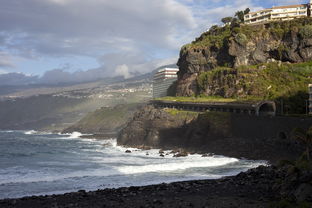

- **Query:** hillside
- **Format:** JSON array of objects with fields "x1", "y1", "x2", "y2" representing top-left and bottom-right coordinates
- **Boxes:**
[
  {"x1": 175, "y1": 18, "x2": 312, "y2": 114},
  {"x1": 62, "y1": 103, "x2": 142, "y2": 134},
  {"x1": 0, "y1": 73, "x2": 152, "y2": 131}
]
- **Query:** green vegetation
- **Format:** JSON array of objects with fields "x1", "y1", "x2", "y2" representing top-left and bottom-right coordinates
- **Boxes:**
[
  {"x1": 164, "y1": 108, "x2": 198, "y2": 117},
  {"x1": 64, "y1": 103, "x2": 140, "y2": 133},
  {"x1": 183, "y1": 17, "x2": 312, "y2": 52},
  {"x1": 221, "y1": 17, "x2": 233, "y2": 25},
  {"x1": 234, "y1": 33, "x2": 247, "y2": 45},
  {"x1": 299, "y1": 25, "x2": 312, "y2": 38},
  {"x1": 184, "y1": 25, "x2": 232, "y2": 49},
  {"x1": 177, "y1": 18, "x2": 312, "y2": 115},
  {"x1": 195, "y1": 61, "x2": 312, "y2": 114},
  {"x1": 235, "y1": 8, "x2": 250, "y2": 22},
  {"x1": 155, "y1": 96, "x2": 238, "y2": 103},
  {"x1": 159, "y1": 61, "x2": 312, "y2": 114}
]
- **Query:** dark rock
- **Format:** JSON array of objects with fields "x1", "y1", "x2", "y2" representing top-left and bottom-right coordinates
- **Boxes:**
[
  {"x1": 125, "y1": 150, "x2": 132, "y2": 153},
  {"x1": 294, "y1": 183, "x2": 312, "y2": 202},
  {"x1": 202, "y1": 153, "x2": 213, "y2": 157},
  {"x1": 174, "y1": 151, "x2": 188, "y2": 157},
  {"x1": 117, "y1": 105, "x2": 310, "y2": 164},
  {"x1": 159, "y1": 154, "x2": 165, "y2": 157}
]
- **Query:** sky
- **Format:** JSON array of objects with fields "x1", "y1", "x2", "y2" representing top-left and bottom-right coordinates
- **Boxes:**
[{"x1": 0, "y1": 0, "x2": 308, "y2": 84}]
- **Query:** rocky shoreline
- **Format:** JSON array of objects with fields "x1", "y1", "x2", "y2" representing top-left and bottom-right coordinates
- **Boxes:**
[
  {"x1": 1, "y1": 163, "x2": 311, "y2": 208},
  {"x1": 0, "y1": 166, "x2": 289, "y2": 208},
  {"x1": 118, "y1": 105, "x2": 312, "y2": 164}
]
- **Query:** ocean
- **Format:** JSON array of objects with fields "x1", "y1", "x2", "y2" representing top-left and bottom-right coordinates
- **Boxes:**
[{"x1": 0, "y1": 130, "x2": 267, "y2": 199}]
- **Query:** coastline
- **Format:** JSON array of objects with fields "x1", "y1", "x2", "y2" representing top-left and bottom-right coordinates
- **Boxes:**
[{"x1": 0, "y1": 165, "x2": 281, "y2": 208}]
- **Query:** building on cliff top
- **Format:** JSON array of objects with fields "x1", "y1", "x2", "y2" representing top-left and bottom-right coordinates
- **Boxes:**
[
  {"x1": 153, "y1": 68, "x2": 179, "y2": 98},
  {"x1": 244, "y1": 1, "x2": 312, "y2": 25}
]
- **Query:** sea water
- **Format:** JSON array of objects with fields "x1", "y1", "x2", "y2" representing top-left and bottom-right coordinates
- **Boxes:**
[{"x1": 0, "y1": 130, "x2": 267, "y2": 199}]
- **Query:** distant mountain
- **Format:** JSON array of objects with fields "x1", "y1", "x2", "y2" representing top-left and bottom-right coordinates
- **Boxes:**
[{"x1": 0, "y1": 73, "x2": 38, "y2": 86}]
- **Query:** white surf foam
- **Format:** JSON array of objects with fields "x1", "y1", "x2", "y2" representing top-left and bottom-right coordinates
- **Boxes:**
[
  {"x1": 117, "y1": 157, "x2": 239, "y2": 174},
  {"x1": 68, "y1": 132, "x2": 83, "y2": 139},
  {"x1": 24, "y1": 130, "x2": 37, "y2": 135}
]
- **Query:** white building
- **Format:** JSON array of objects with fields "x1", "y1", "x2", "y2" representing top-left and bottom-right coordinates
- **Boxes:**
[
  {"x1": 153, "y1": 68, "x2": 179, "y2": 98},
  {"x1": 244, "y1": 1, "x2": 312, "y2": 25}
]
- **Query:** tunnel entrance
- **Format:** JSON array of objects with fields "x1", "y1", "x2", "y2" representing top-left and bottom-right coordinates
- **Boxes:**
[{"x1": 257, "y1": 102, "x2": 276, "y2": 116}]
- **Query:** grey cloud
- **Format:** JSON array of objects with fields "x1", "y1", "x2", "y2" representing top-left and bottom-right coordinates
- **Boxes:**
[
  {"x1": 0, "y1": 0, "x2": 271, "y2": 85},
  {"x1": 0, "y1": 0, "x2": 195, "y2": 57},
  {"x1": 37, "y1": 55, "x2": 178, "y2": 84},
  {"x1": 0, "y1": 52, "x2": 15, "y2": 68}
]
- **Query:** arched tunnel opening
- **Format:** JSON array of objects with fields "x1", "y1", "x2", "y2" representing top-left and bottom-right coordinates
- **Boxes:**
[{"x1": 257, "y1": 102, "x2": 276, "y2": 116}]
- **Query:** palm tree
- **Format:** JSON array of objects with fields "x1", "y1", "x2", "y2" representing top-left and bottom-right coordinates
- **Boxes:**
[{"x1": 292, "y1": 127, "x2": 312, "y2": 161}]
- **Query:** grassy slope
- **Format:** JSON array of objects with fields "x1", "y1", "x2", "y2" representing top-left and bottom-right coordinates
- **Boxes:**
[
  {"x1": 156, "y1": 96, "x2": 238, "y2": 103},
  {"x1": 63, "y1": 103, "x2": 141, "y2": 133}
]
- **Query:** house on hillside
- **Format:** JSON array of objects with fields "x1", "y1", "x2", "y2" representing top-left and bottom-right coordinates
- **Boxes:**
[{"x1": 244, "y1": 1, "x2": 312, "y2": 25}]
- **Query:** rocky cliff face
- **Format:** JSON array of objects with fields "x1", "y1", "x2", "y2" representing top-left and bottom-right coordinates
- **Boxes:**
[
  {"x1": 117, "y1": 105, "x2": 197, "y2": 147},
  {"x1": 118, "y1": 105, "x2": 312, "y2": 163},
  {"x1": 176, "y1": 18, "x2": 312, "y2": 96}
]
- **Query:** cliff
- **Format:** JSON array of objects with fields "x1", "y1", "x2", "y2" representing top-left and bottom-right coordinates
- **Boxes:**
[
  {"x1": 176, "y1": 18, "x2": 312, "y2": 102},
  {"x1": 118, "y1": 105, "x2": 312, "y2": 163}
]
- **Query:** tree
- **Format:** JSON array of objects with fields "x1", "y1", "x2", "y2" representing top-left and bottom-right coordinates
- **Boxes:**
[
  {"x1": 244, "y1": 8, "x2": 250, "y2": 15},
  {"x1": 235, "y1": 10, "x2": 245, "y2": 22},
  {"x1": 231, "y1": 18, "x2": 240, "y2": 28},
  {"x1": 221, "y1": 17, "x2": 233, "y2": 25},
  {"x1": 292, "y1": 127, "x2": 312, "y2": 161},
  {"x1": 209, "y1": 25, "x2": 219, "y2": 32},
  {"x1": 235, "y1": 8, "x2": 250, "y2": 22}
]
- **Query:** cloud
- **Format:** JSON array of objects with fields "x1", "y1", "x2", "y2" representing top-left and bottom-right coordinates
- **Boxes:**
[
  {"x1": 0, "y1": 51, "x2": 15, "y2": 68},
  {"x1": 0, "y1": 0, "x2": 291, "y2": 84},
  {"x1": 0, "y1": 0, "x2": 195, "y2": 57},
  {"x1": 37, "y1": 55, "x2": 178, "y2": 84},
  {"x1": 114, "y1": 64, "x2": 131, "y2": 79}
]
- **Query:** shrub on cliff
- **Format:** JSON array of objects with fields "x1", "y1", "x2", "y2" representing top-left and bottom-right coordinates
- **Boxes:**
[
  {"x1": 299, "y1": 25, "x2": 312, "y2": 39},
  {"x1": 195, "y1": 62, "x2": 312, "y2": 114},
  {"x1": 234, "y1": 33, "x2": 247, "y2": 45}
]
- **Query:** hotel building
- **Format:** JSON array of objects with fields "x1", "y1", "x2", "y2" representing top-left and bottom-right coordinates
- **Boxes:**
[
  {"x1": 153, "y1": 68, "x2": 179, "y2": 98},
  {"x1": 244, "y1": 1, "x2": 312, "y2": 25}
]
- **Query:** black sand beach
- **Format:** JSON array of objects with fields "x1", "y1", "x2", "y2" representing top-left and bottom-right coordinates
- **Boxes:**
[{"x1": 0, "y1": 165, "x2": 287, "y2": 208}]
